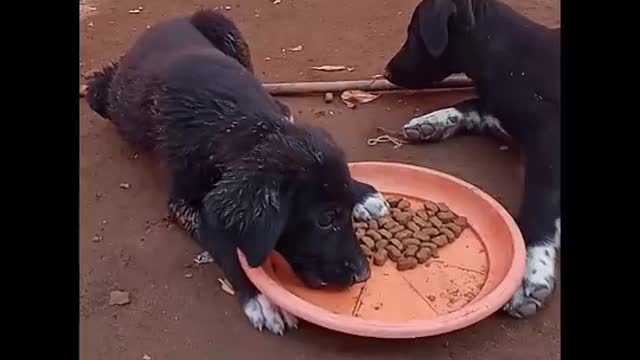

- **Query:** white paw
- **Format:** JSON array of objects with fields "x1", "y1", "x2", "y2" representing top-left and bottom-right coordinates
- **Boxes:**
[
  {"x1": 243, "y1": 294, "x2": 298, "y2": 335},
  {"x1": 503, "y1": 244, "x2": 557, "y2": 318},
  {"x1": 402, "y1": 108, "x2": 464, "y2": 141},
  {"x1": 353, "y1": 193, "x2": 390, "y2": 221}
]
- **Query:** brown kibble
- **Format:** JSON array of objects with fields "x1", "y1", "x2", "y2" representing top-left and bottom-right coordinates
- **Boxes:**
[
  {"x1": 404, "y1": 244, "x2": 419, "y2": 257},
  {"x1": 444, "y1": 223, "x2": 463, "y2": 236},
  {"x1": 383, "y1": 221, "x2": 399, "y2": 230},
  {"x1": 412, "y1": 216, "x2": 429, "y2": 228},
  {"x1": 406, "y1": 221, "x2": 420, "y2": 233},
  {"x1": 454, "y1": 216, "x2": 468, "y2": 227},
  {"x1": 389, "y1": 225, "x2": 405, "y2": 234},
  {"x1": 365, "y1": 230, "x2": 383, "y2": 241},
  {"x1": 437, "y1": 211, "x2": 457, "y2": 222},
  {"x1": 389, "y1": 238, "x2": 404, "y2": 251},
  {"x1": 378, "y1": 217, "x2": 392, "y2": 228},
  {"x1": 440, "y1": 228, "x2": 456, "y2": 241},
  {"x1": 416, "y1": 210, "x2": 430, "y2": 221},
  {"x1": 355, "y1": 228, "x2": 366, "y2": 239},
  {"x1": 393, "y1": 212, "x2": 413, "y2": 225},
  {"x1": 413, "y1": 231, "x2": 430, "y2": 242},
  {"x1": 373, "y1": 249, "x2": 388, "y2": 266},
  {"x1": 397, "y1": 200, "x2": 411, "y2": 210},
  {"x1": 402, "y1": 238, "x2": 421, "y2": 247},
  {"x1": 360, "y1": 236, "x2": 375, "y2": 249},
  {"x1": 429, "y1": 216, "x2": 444, "y2": 228},
  {"x1": 391, "y1": 208, "x2": 403, "y2": 216},
  {"x1": 386, "y1": 245, "x2": 403, "y2": 261},
  {"x1": 360, "y1": 245, "x2": 373, "y2": 257},
  {"x1": 416, "y1": 248, "x2": 432, "y2": 263},
  {"x1": 416, "y1": 227, "x2": 439, "y2": 238},
  {"x1": 386, "y1": 196, "x2": 402, "y2": 207},
  {"x1": 397, "y1": 257, "x2": 418, "y2": 271},
  {"x1": 375, "y1": 240, "x2": 389, "y2": 250},
  {"x1": 421, "y1": 242, "x2": 439, "y2": 251},
  {"x1": 395, "y1": 229, "x2": 413, "y2": 240},
  {"x1": 436, "y1": 202, "x2": 450, "y2": 212},
  {"x1": 368, "y1": 220, "x2": 379, "y2": 231},
  {"x1": 378, "y1": 229, "x2": 393, "y2": 240},
  {"x1": 432, "y1": 234, "x2": 448, "y2": 247},
  {"x1": 423, "y1": 200, "x2": 439, "y2": 213},
  {"x1": 354, "y1": 222, "x2": 368, "y2": 229}
]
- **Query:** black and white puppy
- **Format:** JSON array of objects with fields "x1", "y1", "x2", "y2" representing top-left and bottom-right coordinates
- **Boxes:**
[
  {"x1": 384, "y1": 0, "x2": 560, "y2": 318},
  {"x1": 85, "y1": 10, "x2": 390, "y2": 334}
]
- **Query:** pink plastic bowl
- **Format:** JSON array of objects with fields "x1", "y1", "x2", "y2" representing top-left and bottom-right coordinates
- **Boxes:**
[{"x1": 239, "y1": 162, "x2": 526, "y2": 338}]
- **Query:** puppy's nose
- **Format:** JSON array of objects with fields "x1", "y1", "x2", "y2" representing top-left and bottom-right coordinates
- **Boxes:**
[{"x1": 351, "y1": 264, "x2": 371, "y2": 284}]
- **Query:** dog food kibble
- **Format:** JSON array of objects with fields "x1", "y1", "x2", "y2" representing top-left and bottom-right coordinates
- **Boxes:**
[
  {"x1": 416, "y1": 248, "x2": 432, "y2": 263},
  {"x1": 437, "y1": 211, "x2": 457, "y2": 222},
  {"x1": 429, "y1": 216, "x2": 444, "y2": 228},
  {"x1": 397, "y1": 200, "x2": 411, "y2": 210},
  {"x1": 361, "y1": 245, "x2": 374, "y2": 257},
  {"x1": 373, "y1": 249, "x2": 388, "y2": 266},
  {"x1": 375, "y1": 240, "x2": 389, "y2": 250},
  {"x1": 397, "y1": 257, "x2": 418, "y2": 271},
  {"x1": 396, "y1": 229, "x2": 413, "y2": 240},
  {"x1": 378, "y1": 228, "x2": 393, "y2": 240},
  {"x1": 355, "y1": 195, "x2": 469, "y2": 271},
  {"x1": 454, "y1": 216, "x2": 468, "y2": 227},
  {"x1": 404, "y1": 244, "x2": 419, "y2": 257},
  {"x1": 386, "y1": 245, "x2": 403, "y2": 261},
  {"x1": 368, "y1": 220, "x2": 379, "y2": 230},
  {"x1": 402, "y1": 238, "x2": 421, "y2": 247},
  {"x1": 389, "y1": 238, "x2": 405, "y2": 251},
  {"x1": 365, "y1": 230, "x2": 383, "y2": 241},
  {"x1": 440, "y1": 228, "x2": 456, "y2": 241},
  {"x1": 361, "y1": 236, "x2": 375, "y2": 249},
  {"x1": 432, "y1": 234, "x2": 449, "y2": 247},
  {"x1": 406, "y1": 221, "x2": 421, "y2": 233}
]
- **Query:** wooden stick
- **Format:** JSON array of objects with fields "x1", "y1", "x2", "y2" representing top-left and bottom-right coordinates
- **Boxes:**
[{"x1": 262, "y1": 74, "x2": 473, "y2": 96}]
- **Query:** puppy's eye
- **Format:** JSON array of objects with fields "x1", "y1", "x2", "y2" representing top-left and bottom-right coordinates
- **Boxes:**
[{"x1": 318, "y1": 210, "x2": 337, "y2": 228}]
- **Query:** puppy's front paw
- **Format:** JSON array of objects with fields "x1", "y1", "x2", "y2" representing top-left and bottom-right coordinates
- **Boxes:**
[
  {"x1": 503, "y1": 245, "x2": 557, "y2": 318},
  {"x1": 353, "y1": 192, "x2": 390, "y2": 221},
  {"x1": 243, "y1": 294, "x2": 298, "y2": 335},
  {"x1": 402, "y1": 108, "x2": 464, "y2": 142}
]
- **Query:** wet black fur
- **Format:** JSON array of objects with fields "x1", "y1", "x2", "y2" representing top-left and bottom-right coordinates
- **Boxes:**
[
  {"x1": 385, "y1": 0, "x2": 560, "y2": 249},
  {"x1": 85, "y1": 10, "x2": 374, "y2": 308}
]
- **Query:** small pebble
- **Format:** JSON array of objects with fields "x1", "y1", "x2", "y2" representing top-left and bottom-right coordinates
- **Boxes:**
[
  {"x1": 109, "y1": 291, "x2": 130, "y2": 306},
  {"x1": 184, "y1": 273, "x2": 193, "y2": 278},
  {"x1": 323, "y1": 92, "x2": 334, "y2": 103},
  {"x1": 119, "y1": 183, "x2": 131, "y2": 189}
]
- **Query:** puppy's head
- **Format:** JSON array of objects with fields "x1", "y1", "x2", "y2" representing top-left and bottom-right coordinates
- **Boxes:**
[
  {"x1": 384, "y1": 0, "x2": 475, "y2": 89},
  {"x1": 203, "y1": 125, "x2": 370, "y2": 289}
]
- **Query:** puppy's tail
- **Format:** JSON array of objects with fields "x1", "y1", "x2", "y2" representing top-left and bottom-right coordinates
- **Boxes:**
[
  {"x1": 189, "y1": 9, "x2": 254, "y2": 72},
  {"x1": 85, "y1": 60, "x2": 119, "y2": 119}
]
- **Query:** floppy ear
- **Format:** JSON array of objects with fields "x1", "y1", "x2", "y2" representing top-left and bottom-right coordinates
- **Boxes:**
[
  {"x1": 454, "y1": 0, "x2": 476, "y2": 30},
  {"x1": 202, "y1": 170, "x2": 293, "y2": 267},
  {"x1": 418, "y1": 0, "x2": 456, "y2": 57}
]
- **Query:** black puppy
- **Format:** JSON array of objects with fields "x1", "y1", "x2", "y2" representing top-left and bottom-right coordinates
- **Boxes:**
[
  {"x1": 384, "y1": 0, "x2": 560, "y2": 318},
  {"x1": 85, "y1": 10, "x2": 390, "y2": 334}
]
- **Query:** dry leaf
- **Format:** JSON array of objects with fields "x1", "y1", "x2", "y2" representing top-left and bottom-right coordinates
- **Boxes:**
[
  {"x1": 119, "y1": 183, "x2": 131, "y2": 189},
  {"x1": 224, "y1": 5, "x2": 232, "y2": 10},
  {"x1": 273, "y1": 0, "x2": 282, "y2": 4},
  {"x1": 218, "y1": 278, "x2": 235, "y2": 295},
  {"x1": 288, "y1": 45, "x2": 303, "y2": 52},
  {"x1": 194, "y1": 251, "x2": 214, "y2": 264},
  {"x1": 128, "y1": 10, "x2": 141, "y2": 14},
  {"x1": 80, "y1": 84, "x2": 88, "y2": 98},
  {"x1": 311, "y1": 65, "x2": 348, "y2": 72},
  {"x1": 340, "y1": 90, "x2": 381, "y2": 108},
  {"x1": 143, "y1": 355, "x2": 151, "y2": 360},
  {"x1": 109, "y1": 291, "x2": 130, "y2": 306}
]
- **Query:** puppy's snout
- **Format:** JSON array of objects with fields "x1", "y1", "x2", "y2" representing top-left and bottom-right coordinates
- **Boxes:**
[{"x1": 348, "y1": 260, "x2": 371, "y2": 284}]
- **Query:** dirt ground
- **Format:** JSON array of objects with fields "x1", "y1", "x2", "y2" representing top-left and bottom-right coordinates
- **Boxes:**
[{"x1": 79, "y1": 1, "x2": 561, "y2": 359}]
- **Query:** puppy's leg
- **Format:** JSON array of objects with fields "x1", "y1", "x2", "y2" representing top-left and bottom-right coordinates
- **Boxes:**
[
  {"x1": 503, "y1": 139, "x2": 560, "y2": 318},
  {"x1": 351, "y1": 179, "x2": 390, "y2": 221},
  {"x1": 197, "y1": 212, "x2": 298, "y2": 335},
  {"x1": 402, "y1": 98, "x2": 510, "y2": 142}
]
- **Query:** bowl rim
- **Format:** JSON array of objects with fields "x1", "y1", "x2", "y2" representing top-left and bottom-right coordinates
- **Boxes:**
[{"x1": 239, "y1": 161, "x2": 526, "y2": 338}]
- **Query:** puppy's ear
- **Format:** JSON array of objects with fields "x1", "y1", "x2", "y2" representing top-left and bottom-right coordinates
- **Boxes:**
[
  {"x1": 203, "y1": 170, "x2": 293, "y2": 267},
  {"x1": 454, "y1": 0, "x2": 476, "y2": 30},
  {"x1": 418, "y1": 0, "x2": 456, "y2": 57}
]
